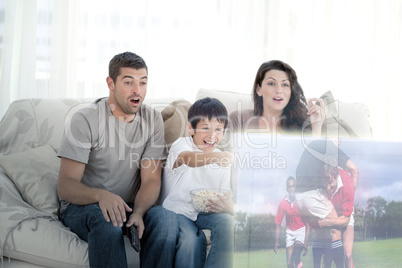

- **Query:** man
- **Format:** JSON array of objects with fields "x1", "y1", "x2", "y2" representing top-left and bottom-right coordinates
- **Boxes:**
[
  {"x1": 295, "y1": 138, "x2": 358, "y2": 267},
  {"x1": 318, "y1": 168, "x2": 355, "y2": 268},
  {"x1": 274, "y1": 177, "x2": 310, "y2": 268},
  {"x1": 57, "y1": 52, "x2": 178, "y2": 267}
]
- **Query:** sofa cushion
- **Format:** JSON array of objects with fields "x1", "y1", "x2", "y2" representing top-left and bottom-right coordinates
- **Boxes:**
[
  {"x1": 195, "y1": 88, "x2": 253, "y2": 115},
  {"x1": 320, "y1": 91, "x2": 372, "y2": 139},
  {"x1": 0, "y1": 99, "x2": 95, "y2": 156},
  {"x1": 0, "y1": 167, "x2": 139, "y2": 267},
  {"x1": 0, "y1": 165, "x2": 88, "y2": 268},
  {"x1": 161, "y1": 99, "x2": 191, "y2": 149},
  {"x1": 0, "y1": 145, "x2": 60, "y2": 215}
]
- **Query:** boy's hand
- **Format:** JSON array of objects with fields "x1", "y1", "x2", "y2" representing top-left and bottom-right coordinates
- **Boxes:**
[
  {"x1": 207, "y1": 192, "x2": 234, "y2": 214},
  {"x1": 217, "y1": 151, "x2": 234, "y2": 167}
]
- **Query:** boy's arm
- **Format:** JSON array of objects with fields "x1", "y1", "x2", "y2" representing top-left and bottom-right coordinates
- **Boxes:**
[
  {"x1": 173, "y1": 150, "x2": 234, "y2": 169},
  {"x1": 206, "y1": 192, "x2": 234, "y2": 215}
]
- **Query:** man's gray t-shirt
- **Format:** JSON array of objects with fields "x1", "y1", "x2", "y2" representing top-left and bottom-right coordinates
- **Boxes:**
[{"x1": 58, "y1": 98, "x2": 167, "y2": 212}]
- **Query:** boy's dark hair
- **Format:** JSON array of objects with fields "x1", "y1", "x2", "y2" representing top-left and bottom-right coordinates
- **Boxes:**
[
  {"x1": 109, "y1": 52, "x2": 148, "y2": 83},
  {"x1": 188, "y1": 97, "x2": 229, "y2": 130}
]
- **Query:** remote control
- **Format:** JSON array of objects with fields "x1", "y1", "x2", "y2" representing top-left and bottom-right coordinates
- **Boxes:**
[{"x1": 128, "y1": 225, "x2": 141, "y2": 252}]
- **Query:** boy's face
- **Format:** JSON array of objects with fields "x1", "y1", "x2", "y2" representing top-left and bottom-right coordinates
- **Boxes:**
[{"x1": 188, "y1": 117, "x2": 225, "y2": 153}]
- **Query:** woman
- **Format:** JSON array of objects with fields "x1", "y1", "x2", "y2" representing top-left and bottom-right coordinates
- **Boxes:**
[{"x1": 230, "y1": 60, "x2": 325, "y2": 136}]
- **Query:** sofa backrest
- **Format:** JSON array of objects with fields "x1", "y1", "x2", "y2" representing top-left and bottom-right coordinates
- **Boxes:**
[
  {"x1": 0, "y1": 98, "x2": 95, "y2": 155},
  {"x1": 0, "y1": 89, "x2": 372, "y2": 157}
]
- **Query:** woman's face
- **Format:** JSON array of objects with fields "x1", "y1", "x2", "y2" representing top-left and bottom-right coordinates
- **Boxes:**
[{"x1": 256, "y1": 70, "x2": 291, "y2": 115}]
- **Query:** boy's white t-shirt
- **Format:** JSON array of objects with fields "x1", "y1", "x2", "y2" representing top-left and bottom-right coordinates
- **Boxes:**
[{"x1": 161, "y1": 137, "x2": 231, "y2": 221}]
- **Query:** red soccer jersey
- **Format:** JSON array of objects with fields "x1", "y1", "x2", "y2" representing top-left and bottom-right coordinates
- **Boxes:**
[
  {"x1": 275, "y1": 196, "x2": 305, "y2": 231},
  {"x1": 330, "y1": 169, "x2": 355, "y2": 217}
]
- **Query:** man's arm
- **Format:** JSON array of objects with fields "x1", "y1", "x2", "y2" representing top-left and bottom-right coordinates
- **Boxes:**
[
  {"x1": 274, "y1": 224, "x2": 281, "y2": 254},
  {"x1": 318, "y1": 215, "x2": 350, "y2": 228},
  {"x1": 274, "y1": 200, "x2": 285, "y2": 254},
  {"x1": 303, "y1": 222, "x2": 310, "y2": 256},
  {"x1": 173, "y1": 150, "x2": 234, "y2": 169},
  {"x1": 345, "y1": 159, "x2": 359, "y2": 191},
  {"x1": 57, "y1": 157, "x2": 132, "y2": 227},
  {"x1": 126, "y1": 159, "x2": 162, "y2": 238}
]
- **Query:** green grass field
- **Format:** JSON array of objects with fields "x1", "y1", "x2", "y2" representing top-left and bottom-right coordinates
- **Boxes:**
[{"x1": 234, "y1": 238, "x2": 402, "y2": 267}]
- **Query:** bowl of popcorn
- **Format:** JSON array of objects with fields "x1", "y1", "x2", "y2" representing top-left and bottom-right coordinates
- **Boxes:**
[{"x1": 190, "y1": 188, "x2": 231, "y2": 213}]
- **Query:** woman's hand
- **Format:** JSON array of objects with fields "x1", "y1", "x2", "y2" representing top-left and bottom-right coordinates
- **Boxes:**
[
  {"x1": 207, "y1": 192, "x2": 234, "y2": 215},
  {"x1": 307, "y1": 98, "x2": 326, "y2": 136}
]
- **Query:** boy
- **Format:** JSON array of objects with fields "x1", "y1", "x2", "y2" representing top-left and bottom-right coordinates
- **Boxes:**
[{"x1": 161, "y1": 97, "x2": 234, "y2": 268}]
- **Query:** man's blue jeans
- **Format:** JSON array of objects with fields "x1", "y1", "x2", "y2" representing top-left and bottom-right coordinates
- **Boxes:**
[
  {"x1": 176, "y1": 213, "x2": 234, "y2": 268},
  {"x1": 60, "y1": 204, "x2": 178, "y2": 267}
]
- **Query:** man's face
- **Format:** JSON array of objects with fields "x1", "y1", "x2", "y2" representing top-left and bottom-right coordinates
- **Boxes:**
[
  {"x1": 188, "y1": 117, "x2": 225, "y2": 153},
  {"x1": 107, "y1": 67, "x2": 148, "y2": 121},
  {"x1": 287, "y1": 179, "x2": 296, "y2": 198},
  {"x1": 326, "y1": 176, "x2": 337, "y2": 196}
]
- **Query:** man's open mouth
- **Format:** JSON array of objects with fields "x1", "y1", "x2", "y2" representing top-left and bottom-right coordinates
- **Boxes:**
[{"x1": 130, "y1": 98, "x2": 140, "y2": 104}]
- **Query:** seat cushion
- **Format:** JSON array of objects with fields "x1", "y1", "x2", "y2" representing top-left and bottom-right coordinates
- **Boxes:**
[{"x1": 0, "y1": 145, "x2": 60, "y2": 216}]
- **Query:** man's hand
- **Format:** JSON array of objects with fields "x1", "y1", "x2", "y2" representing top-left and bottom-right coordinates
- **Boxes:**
[
  {"x1": 303, "y1": 245, "x2": 309, "y2": 256},
  {"x1": 274, "y1": 242, "x2": 280, "y2": 254},
  {"x1": 126, "y1": 213, "x2": 145, "y2": 239},
  {"x1": 98, "y1": 190, "x2": 132, "y2": 227},
  {"x1": 318, "y1": 218, "x2": 329, "y2": 228},
  {"x1": 207, "y1": 192, "x2": 234, "y2": 214}
]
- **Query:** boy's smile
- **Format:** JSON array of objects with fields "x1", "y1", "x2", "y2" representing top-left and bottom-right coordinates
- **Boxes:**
[{"x1": 188, "y1": 117, "x2": 225, "y2": 153}]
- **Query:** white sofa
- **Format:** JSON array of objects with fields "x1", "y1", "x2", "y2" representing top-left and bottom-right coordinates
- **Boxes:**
[{"x1": 0, "y1": 89, "x2": 371, "y2": 267}]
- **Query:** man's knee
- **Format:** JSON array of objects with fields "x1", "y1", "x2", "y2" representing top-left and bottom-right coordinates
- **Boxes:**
[
  {"x1": 145, "y1": 206, "x2": 177, "y2": 226},
  {"x1": 143, "y1": 206, "x2": 178, "y2": 242},
  {"x1": 344, "y1": 249, "x2": 353, "y2": 260},
  {"x1": 294, "y1": 240, "x2": 304, "y2": 248}
]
